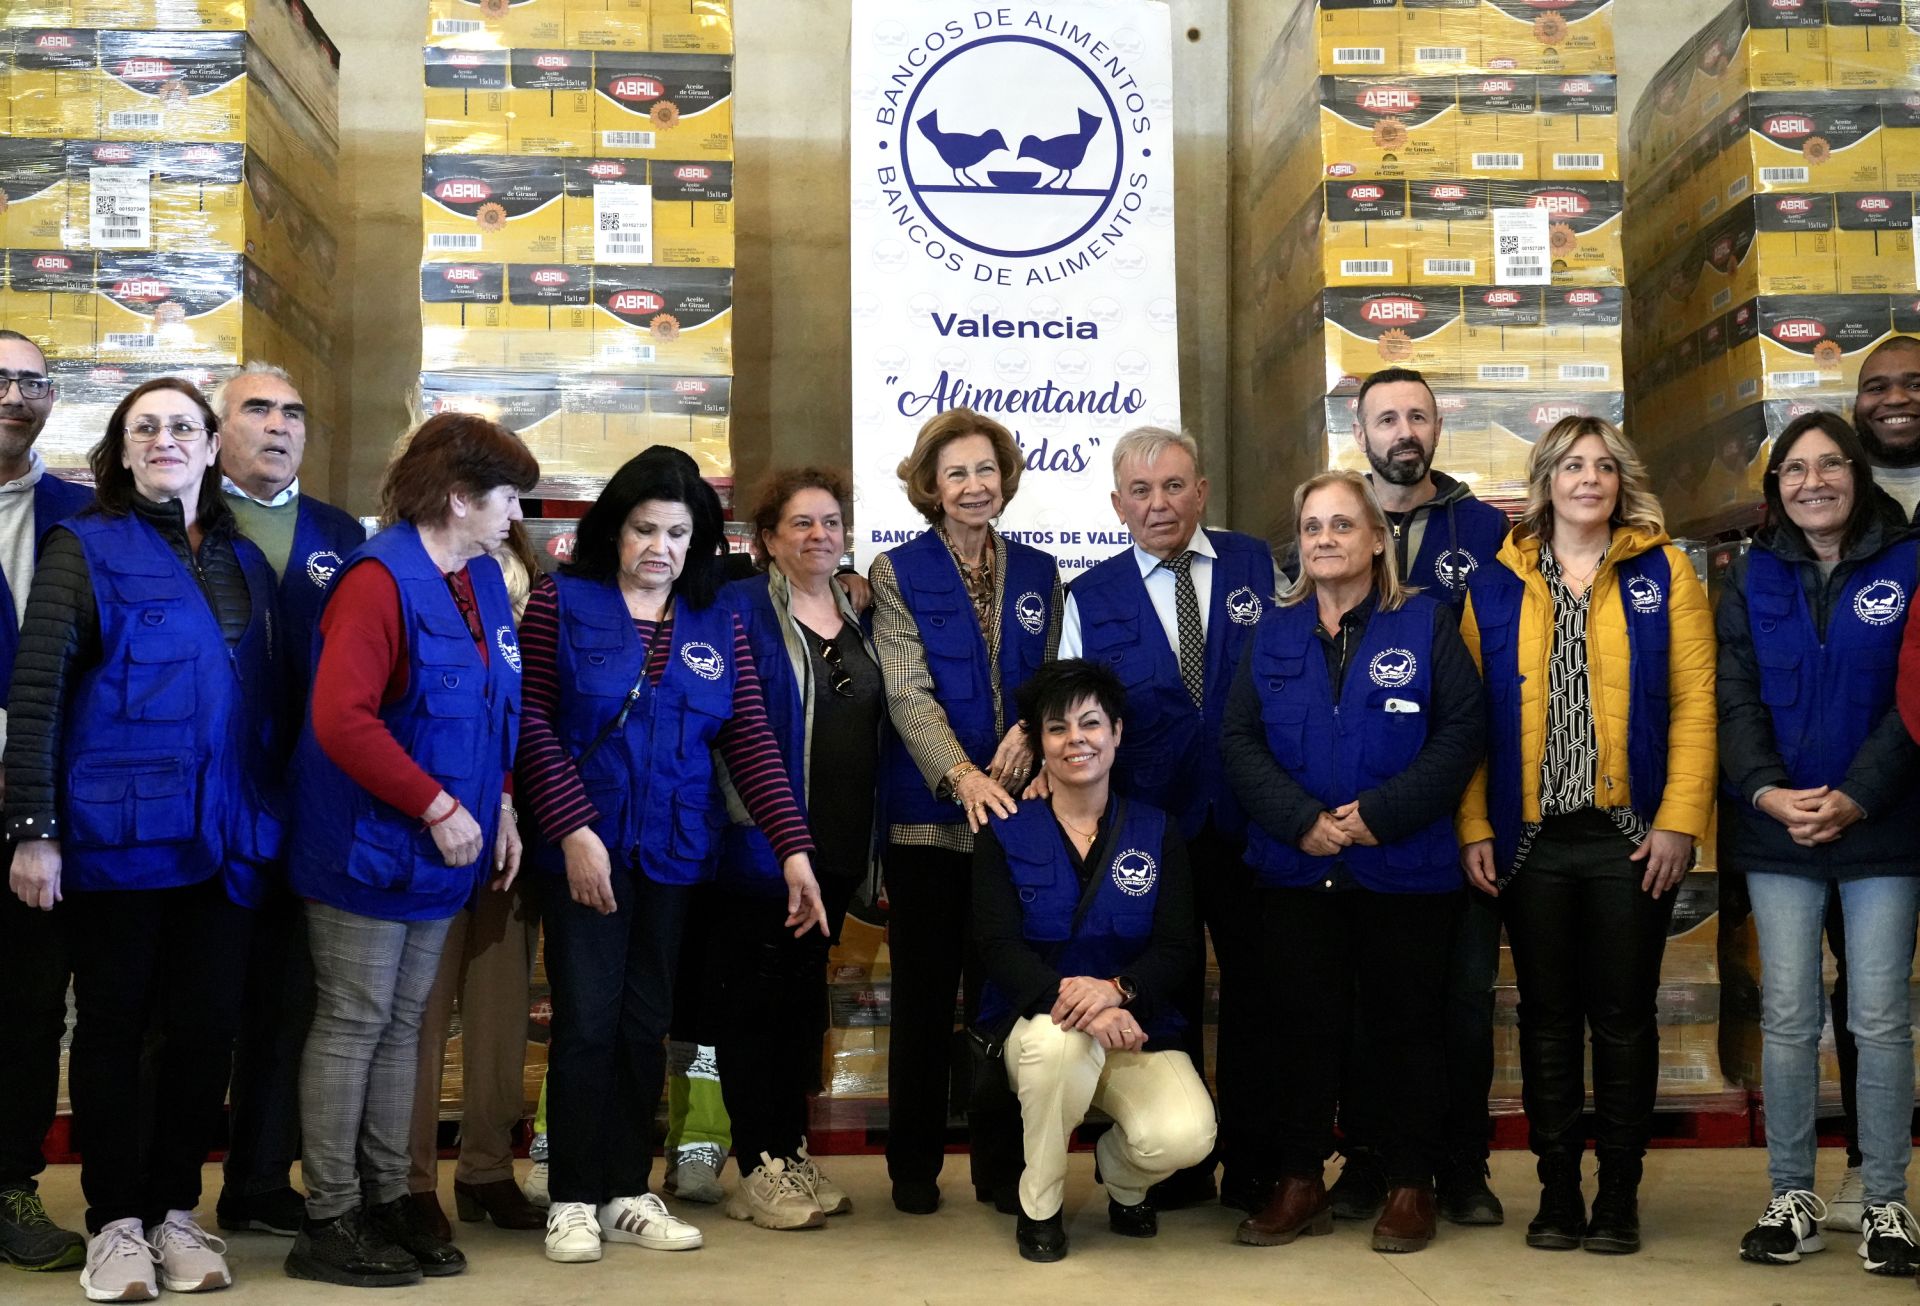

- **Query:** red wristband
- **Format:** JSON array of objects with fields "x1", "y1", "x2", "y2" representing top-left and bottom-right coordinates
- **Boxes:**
[{"x1": 423, "y1": 801, "x2": 461, "y2": 829}]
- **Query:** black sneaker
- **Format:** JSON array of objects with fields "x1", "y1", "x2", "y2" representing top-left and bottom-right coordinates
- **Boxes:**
[
  {"x1": 1436, "y1": 1157, "x2": 1505, "y2": 1227},
  {"x1": 284, "y1": 1210, "x2": 422, "y2": 1287},
  {"x1": 0, "y1": 1186, "x2": 85, "y2": 1271},
  {"x1": 1739, "y1": 1191, "x2": 1826, "y2": 1265},
  {"x1": 1860, "y1": 1202, "x2": 1920, "y2": 1276},
  {"x1": 366, "y1": 1196, "x2": 466, "y2": 1277},
  {"x1": 1525, "y1": 1182, "x2": 1586, "y2": 1251},
  {"x1": 1108, "y1": 1197, "x2": 1158, "y2": 1238},
  {"x1": 1328, "y1": 1151, "x2": 1388, "y2": 1221},
  {"x1": 215, "y1": 1185, "x2": 307, "y2": 1237}
]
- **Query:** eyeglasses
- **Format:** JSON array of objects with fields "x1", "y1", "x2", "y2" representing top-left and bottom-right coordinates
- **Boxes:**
[
  {"x1": 817, "y1": 636, "x2": 853, "y2": 698},
  {"x1": 1772, "y1": 454, "x2": 1852, "y2": 487},
  {"x1": 0, "y1": 372, "x2": 52, "y2": 401},
  {"x1": 125, "y1": 419, "x2": 209, "y2": 444}
]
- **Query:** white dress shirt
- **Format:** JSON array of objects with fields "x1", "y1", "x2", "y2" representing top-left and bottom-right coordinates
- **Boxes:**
[{"x1": 1059, "y1": 529, "x2": 1217, "y2": 660}]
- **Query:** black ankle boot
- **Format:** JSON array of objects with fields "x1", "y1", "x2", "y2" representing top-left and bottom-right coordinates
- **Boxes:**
[
  {"x1": 1583, "y1": 1156, "x2": 1641, "y2": 1255},
  {"x1": 1525, "y1": 1156, "x2": 1586, "y2": 1251},
  {"x1": 366, "y1": 1196, "x2": 467, "y2": 1276},
  {"x1": 284, "y1": 1210, "x2": 421, "y2": 1287}
]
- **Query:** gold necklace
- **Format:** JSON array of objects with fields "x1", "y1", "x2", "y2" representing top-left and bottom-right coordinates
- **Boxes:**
[{"x1": 1054, "y1": 807, "x2": 1099, "y2": 844}]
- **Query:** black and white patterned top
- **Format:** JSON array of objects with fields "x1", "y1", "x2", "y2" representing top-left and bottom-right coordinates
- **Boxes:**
[{"x1": 1511, "y1": 544, "x2": 1649, "y2": 871}]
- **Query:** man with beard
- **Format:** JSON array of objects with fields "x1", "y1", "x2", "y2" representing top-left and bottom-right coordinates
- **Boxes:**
[
  {"x1": 1328, "y1": 367, "x2": 1510, "y2": 1230},
  {"x1": 1854, "y1": 337, "x2": 1920, "y2": 519},
  {"x1": 212, "y1": 363, "x2": 366, "y2": 1239},
  {"x1": 0, "y1": 330, "x2": 93, "y2": 1270}
]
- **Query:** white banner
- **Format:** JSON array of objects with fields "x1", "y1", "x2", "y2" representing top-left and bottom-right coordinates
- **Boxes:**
[{"x1": 849, "y1": 0, "x2": 1181, "y2": 574}]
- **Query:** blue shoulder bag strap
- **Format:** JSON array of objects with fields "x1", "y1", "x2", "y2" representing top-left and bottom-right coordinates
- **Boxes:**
[{"x1": 1618, "y1": 548, "x2": 1674, "y2": 824}]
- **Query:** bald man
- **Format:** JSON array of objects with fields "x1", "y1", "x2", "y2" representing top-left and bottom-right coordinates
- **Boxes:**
[{"x1": 1855, "y1": 336, "x2": 1920, "y2": 520}]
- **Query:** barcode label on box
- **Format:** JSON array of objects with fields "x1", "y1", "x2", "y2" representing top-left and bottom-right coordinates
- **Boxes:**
[
  {"x1": 1493, "y1": 206, "x2": 1551, "y2": 285},
  {"x1": 1332, "y1": 46, "x2": 1386, "y2": 64},
  {"x1": 1559, "y1": 363, "x2": 1611, "y2": 381},
  {"x1": 433, "y1": 19, "x2": 483, "y2": 34},
  {"x1": 1727, "y1": 177, "x2": 1751, "y2": 200},
  {"x1": 594, "y1": 183, "x2": 654, "y2": 264},
  {"x1": 1760, "y1": 167, "x2": 1809, "y2": 185},
  {"x1": 602, "y1": 344, "x2": 659, "y2": 364},
  {"x1": 1415, "y1": 46, "x2": 1466, "y2": 62},
  {"x1": 1473, "y1": 152, "x2": 1525, "y2": 171},
  {"x1": 1662, "y1": 1066, "x2": 1712, "y2": 1082},
  {"x1": 108, "y1": 111, "x2": 164, "y2": 131},
  {"x1": 602, "y1": 131, "x2": 657, "y2": 150},
  {"x1": 1479, "y1": 364, "x2": 1531, "y2": 381},
  {"x1": 1424, "y1": 258, "x2": 1475, "y2": 275},
  {"x1": 104, "y1": 333, "x2": 158, "y2": 350},
  {"x1": 1340, "y1": 258, "x2": 1394, "y2": 277},
  {"x1": 1769, "y1": 370, "x2": 1820, "y2": 388},
  {"x1": 1712, "y1": 288, "x2": 1732, "y2": 311},
  {"x1": 429, "y1": 233, "x2": 483, "y2": 251},
  {"x1": 1553, "y1": 153, "x2": 1604, "y2": 171},
  {"x1": 1737, "y1": 378, "x2": 1760, "y2": 401},
  {"x1": 89, "y1": 167, "x2": 151, "y2": 250}
]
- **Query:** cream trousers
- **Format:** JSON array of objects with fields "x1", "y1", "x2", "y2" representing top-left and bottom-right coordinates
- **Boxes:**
[{"x1": 1003, "y1": 1014, "x2": 1216, "y2": 1220}]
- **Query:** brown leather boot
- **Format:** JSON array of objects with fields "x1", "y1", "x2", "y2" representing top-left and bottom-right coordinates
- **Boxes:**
[
  {"x1": 407, "y1": 1191, "x2": 452, "y2": 1243},
  {"x1": 1235, "y1": 1176, "x2": 1333, "y2": 1246},
  {"x1": 1371, "y1": 1184, "x2": 1438, "y2": 1253},
  {"x1": 454, "y1": 1178, "x2": 546, "y2": 1230}
]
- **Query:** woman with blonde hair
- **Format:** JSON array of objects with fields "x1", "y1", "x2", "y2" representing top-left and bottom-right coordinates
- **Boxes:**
[
  {"x1": 1225, "y1": 471, "x2": 1484, "y2": 1255},
  {"x1": 869, "y1": 407, "x2": 1062, "y2": 1213},
  {"x1": 1457, "y1": 417, "x2": 1716, "y2": 1256}
]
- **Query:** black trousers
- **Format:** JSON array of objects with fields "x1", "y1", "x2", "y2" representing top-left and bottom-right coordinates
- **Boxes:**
[
  {"x1": 1824, "y1": 883, "x2": 1864, "y2": 1169},
  {"x1": 1188, "y1": 825, "x2": 1255, "y2": 1180},
  {"x1": 1253, "y1": 882, "x2": 1460, "y2": 1186},
  {"x1": 65, "y1": 876, "x2": 253, "y2": 1232},
  {"x1": 883, "y1": 842, "x2": 995, "y2": 1188},
  {"x1": 715, "y1": 873, "x2": 859, "y2": 1167},
  {"x1": 542, "y1": 864, "x2": 692, "y2": 1205},
  {"x1": 222, "y1": 878, "x2": 313, "y2": 1198},
  {"x1": 1502, "y1": 811, "x2": 1677, "y2": 1168},
  {"x1": 0, "y1": 849, "x2": 70, "y2": 1194}
]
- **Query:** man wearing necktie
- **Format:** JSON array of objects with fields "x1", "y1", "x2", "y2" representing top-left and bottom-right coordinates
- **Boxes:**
[{"x1": 1059, "y1": 427, "x2": 1277, "y2": 1213}]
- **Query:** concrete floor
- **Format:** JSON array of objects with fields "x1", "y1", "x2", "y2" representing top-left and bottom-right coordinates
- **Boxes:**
[{"x1": 7, "y1": 1151, "x2": 1890, "y2": 1304}]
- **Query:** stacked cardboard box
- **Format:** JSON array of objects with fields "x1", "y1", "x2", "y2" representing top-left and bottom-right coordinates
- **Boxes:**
[
  {"x1": 1245, "y1": 0, "x2": 1627, "y2": 513},
  {"x1": 1625, "y1": 0, "x2": 1920, "y2": 533},
  {"x1": 0, "y1": 2, "x2": 341, "y2": 471},
  {"x1": 411, "y1": 0, "x2": 734, "y2": 498}
]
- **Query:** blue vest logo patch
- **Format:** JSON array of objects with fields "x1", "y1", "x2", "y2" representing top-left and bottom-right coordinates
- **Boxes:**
[
  {"x1": 1111, "y1": 847, "x2": 1157, "y2": 897},
  {"x1": 681, "y1": 640, "x2": 726, "y2": 681},
  {"x1": 1434, "y1": 548, "x2": 1478, "y2": 589},
  {"x1": 1855, "y1": 578, "x2": 1907, "y2": 626},
  {"x1": 305, "y1": 550, "x2": 342, "y2": 589},
  {"x1": 1015, "y1": 590, "x2": 1046, "y2": 634},
  {"x1": 1226, "y1": 585, "x2": 1263, "y2": 625},
  {"x1": 495, "y1": 625, "x2": 522, "y2": 672},
  {"x1": 1368, "y1": 647, "x2": 1418, "y2": 689},
  {"x1": 1625, "y1": 575, "x2": 1664, "y2": 614}
]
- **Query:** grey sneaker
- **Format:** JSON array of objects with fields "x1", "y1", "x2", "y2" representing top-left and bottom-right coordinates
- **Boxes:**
[
  {"x1": 664, "y1": 1144, "x2": 726, "y2": 1205},
  {"x1": 0, "y1": 1186, "x2": 86, "y2": 1270},
  {"x1": 1825, "y1": 1167, "x2": 1865, "y2": 1233},
  {"x1": 79, "y1": 1218, "x2": 159, "y2": 1302},
  {"x1": 792, "y1": 1141, "x2": 852, "y2": 1216},
  {"x1": 149, "y1": 1211, "x2": 230, "y2": 1293},
  {"x1": 522, "y1": 1161, "x2": 551, "y2": 1210}
]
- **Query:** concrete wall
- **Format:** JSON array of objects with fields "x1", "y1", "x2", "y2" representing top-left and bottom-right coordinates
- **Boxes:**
[{"x1": 303, "y1": 0, "x2": 1725, "y2": 520}]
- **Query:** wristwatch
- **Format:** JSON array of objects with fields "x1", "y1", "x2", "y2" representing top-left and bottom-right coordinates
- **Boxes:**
[{"x1": 1110, "y1": 975, "x2": 1138, "y2": 1007}]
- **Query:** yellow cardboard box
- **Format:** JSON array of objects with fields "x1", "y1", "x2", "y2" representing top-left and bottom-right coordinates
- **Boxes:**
[
  {"x1": 1750, "y1": 192, "x2": 1838, "y2": 294},
  {"x1": 648, "y1": 159, "x2": 733, "y2": 267},
  {"x1": 1757, "y1": 293, "x2": 1891, "y2": 392},
  {"x1": 645, "y1": 0, "x2": 732, "y2": 54},
  {"x1": 1488, "y1": 179, "x2": 1624, "y2": 283},
  {"x1": 94, "y1": 251, "x2": 243, "y2": 364},
  {"x1": 96, "y1": 31, "x2": 246, "y2": 142},
  {"x1": 1401, "y1": 0, "x2": 1482, "y2": 73},
  {"x1": 1317, "y1": 0, "x2": 1400, "y2": 72},
  {"x1": 1728, "y1": 0, "x2": 1828, "y2": 94},
  {"x1": 2, "y1": 249, "x2": 95, "y2": 360},
  {"x1": 1457, "y1": 73, "x2": 1538, "y2": 176},
  {"x1": 1323, "y1": 179, "x2": 1410, "y2": 285},
  {"x1": 591, "y1": 52, "x2": 733, "y2": 159},
  {"x1": 1319, "y1": 76, "x2": 1459, "y2": 179},
  {"x1": 1542, "y1": 285, "x2": 1623, "y2": 387},
  {"x1": 590, "y1": 265, "x2": 732, "y2": 372},
  {"x1": 1824, "y1": 0, "x2": 1905, "y2": 89},
  {"x1": 563, "y1": 0, "x2": 649, "y2": 51},
  {"x1": 504, "y1": 261, "x2": 594, "y2": 368},
  {"x1": 1879, "y1": 90, "x2": 1920, "y2": 188},
  {"x1": 1408, "y1": 178, "x2": 1490, "y2": 283},
  {"x1": 508, "y1": 48, "x2": 596, "y2": 156},
  {"x1": 420, "y1": 262, "x2": 507, "y2": 370},
  {"x1": 1462, "y1": 285, "x2": 1545, "y2": 387},
  {"x1": 1479, "y1": 0, "x2": 1615, "y2": 72},
  {"x1": 7, "y1": 29, "x2": 99, "y2": 139},
  {"x1": 561, "y1": 155, "x2": 644, "y2": 263},
  {"x1": 426, "y1": 0, "x2": 565, "y2": 48},
  {"x1": 1748, "y1": 92, "x2": 1884, "y2": 191},
  {"x1": 1537, "y1": 73, "x2": 1617, "y2": 179},
  {"x1": 1322, "y1": 286, "x2": 1463, "y2": 388},
  {"x1": 0, "y1": 140, "x2": 74, "y2": 250},
  {"x1": 1833, "y1": 190, "x2": 1916, "y2": 293},
  {"x1": 646, "y1": 373, "x2": 732, "y2": 475},
  {"x1": 424, "y1": 47, "x2": 510, "y2": 155},
  {"x1": 421, "y1": 154, "x2": 565, "y2": 263}
]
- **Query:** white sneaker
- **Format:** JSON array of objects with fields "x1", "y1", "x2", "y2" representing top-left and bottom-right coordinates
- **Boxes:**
[
  {"x1": 793, "y1": 1141, "x2": 852, "y2": 1216},
  {"x1": 1826, "y1": 1167, "x2": 1866, "y2": 1233},
  {"x1": 725, "y1": 1155, "x2": 826, "y2": 1231},
  {"x1": 522, "y1": 1161, "x2": 551, "y2": 1210},
  {"x1": 79, "y1": 1218, "x2": 159, "y2": 1302},
  {"x1": 598, "y1": 1194, "x2": 703, "y2": 1251},
  {"x1": 543, "y1": 1202, "x2": 602, "y2": 1264},
  {"x1": 1739, "y1": 1190, "x2": 1827, "y2": 1264},
  {"x1": 149, "y1": 1211, "x2": 229, "y2": 1293}
]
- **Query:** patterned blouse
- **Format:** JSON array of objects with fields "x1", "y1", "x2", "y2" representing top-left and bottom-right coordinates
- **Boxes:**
[{"x1": 1511, "y1": 544, "x2": 1649, "y2": 871}]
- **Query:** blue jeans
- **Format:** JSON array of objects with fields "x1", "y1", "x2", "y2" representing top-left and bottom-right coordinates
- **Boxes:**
[{"x1": 1748, "y1": 872, "x2": 1918, "y2": 1205}]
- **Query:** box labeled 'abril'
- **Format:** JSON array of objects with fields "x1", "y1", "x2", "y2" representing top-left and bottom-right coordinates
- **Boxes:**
[
  {"x1": 424, "y1": 48, "x2": 509, "y2": 154},
  {"x1": 420, "y1": 262, "x2": 507, "y2": 370},
  {"x1": 96, "y1": 31, "x2": 246, "y2": 142},
  {"x1": 1834, "y1": 191, "x2": 1916, "y2": 293},
  {"x1": 0, "y1": 139, "x2": 73, "y2": 250},
  {"x1": 1489, "y1": 180, "x2": 1623, "y2": 283},
  {"x1": 1323, "y1": 179, "x2": 1409, "y2": 285},
  {"x1": 646, "y1": 373, "x2": 732, "y2": 475},
  {"x1": 1748, "y1": 92, "x2": 1884, "y2": 191},
  {"x1": 1542, "y1": 285, "x2": 1622, "y2": 387},
  {"x1": 1479, "y1": 0, "x2": 1615, "y2": 73},
  {"x1": 591, "y1": 52, "x2": 733, "y2": 159},
  {"x1": 1757, "y1": 293, "x2": 1890, "y2": 392},
  {"x1": 1462, "y1": 285, "x2": 1544, "y2": 387},
  {"x1": 1457, "y1": 74, "x2": 1537, "y2": 176},
  {"x1": 509, "y1": 48, "x2": 596, "y2": 156},
  {"x1": 1401, "y1": 0, "x2": 1482, "y2": 73},
  {"x1": 1736, "y1": 0, "x2": 1828, "y2": 93},
  {"x1": 1878, "y1": 90, "x2": 1920, "y2": 188},
  {"x1": 1537, "y1": 74, "x2": 1617, "y2": 180},
  {"x1": 7, "y1": 30, "x2": 99, "y2": 139},
  {"x1": 1322, "y1": 285, "x2": 1464, "y2": 388},
  {"x1": 505, "y1": 262, "x2": 594, "y2": 369},
  {"x1": 1319, "y1": 76, "x2": 1459, "y2": 179},
  {"x1": 1751, "y1": 192, "x2": 1838, "y2": 294},
  {"x1": 93, "y1": 252, "x2": 242, "y2": 364},
  {"x1": 1318, "y1": 0, "x2": 1400, "y2": 72},
  {"x1": 1408, "y1": 178, "x2": 1490, "y2": 283},
  {"x1": 3, "y1": 250, "x2": 95, "y2": 360},
  {"x1": 426, "y1": 0, "x2": 565, "y2": 48},
  {"x1": 1824, "y1": 0, "x2": 1905, "y2": 90},
  {"x1": 591, "y1": 266, "x2": 733, "y2": 372},
  {"x1": 649, "y1": 159, "x2": 733, "y2": 267},
  {"x1": 422, "y1": 154, "x2": 565, "y2": 263}
]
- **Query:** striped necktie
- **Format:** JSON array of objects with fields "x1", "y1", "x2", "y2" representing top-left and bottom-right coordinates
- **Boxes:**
[{"x1": 1162, "y1": 550, "x2": 1204, "y2": 707}]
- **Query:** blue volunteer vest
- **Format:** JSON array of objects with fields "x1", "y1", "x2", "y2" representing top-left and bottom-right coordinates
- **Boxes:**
[
  {"x1": 59, "y1": 511, "x2": 282, "y2": 901},
  {"x1": 288, "y1": 523, "x2": 522, "y2": 922},
  {"x1": 1243, "y1": 595, "x2": 1460, "y2": 892},
  {"x1": 976, "y1": 797, "x2": 1183, "y2": 1044},
  {"x1": 278, "y1": 495, "x2": 366, "y2": 699},
  {"x1": 539, "y1": 573, "x2": 737, "y2": 886},
  {"x1": 1470, "y1": 546, "x2": 1673, "y2": 876},
  {"x1": 881, "y1": 529, "x2": 1055, "y2": 827},
  {"x1": 0, "y1": 472, "x2": 92, "y2": 708},
  {"x1": 1745, "y1": 539, "x2": 1919, "y2": 788},
  {"x1": 1404, "y1": 494, "x2": 1508, "y2": 606},
  {"x1": 1069, "y1": 529, "x2": 1273, "y2": 841}
]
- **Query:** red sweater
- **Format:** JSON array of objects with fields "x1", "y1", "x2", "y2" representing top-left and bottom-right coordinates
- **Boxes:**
[{"x1": 516, "y1": 574, "x2": 814, "y2": 862}]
